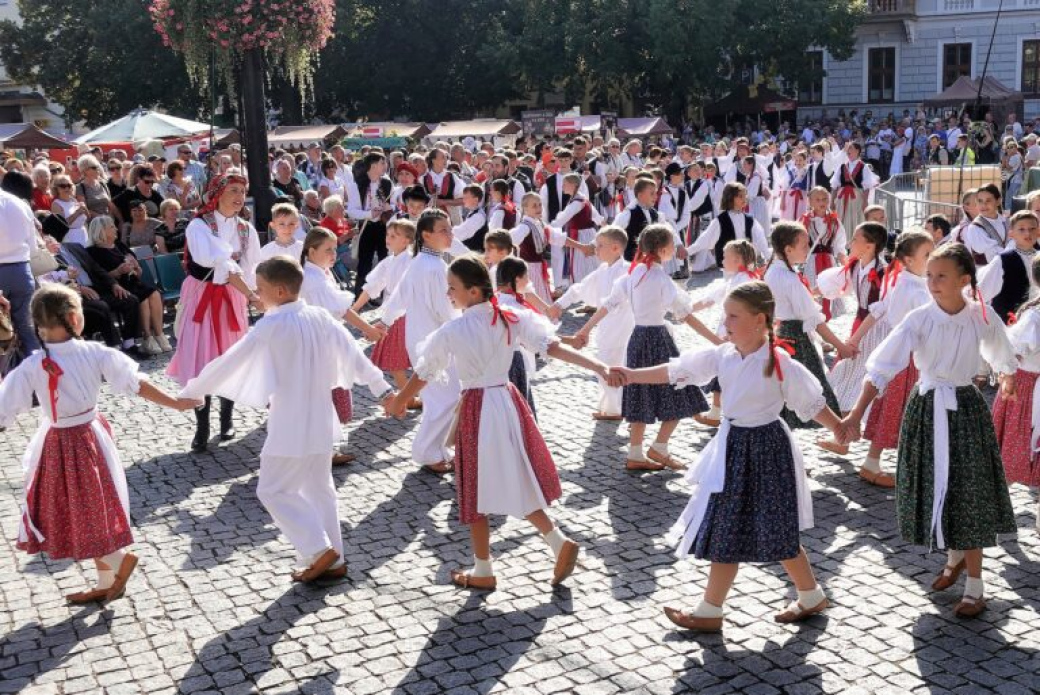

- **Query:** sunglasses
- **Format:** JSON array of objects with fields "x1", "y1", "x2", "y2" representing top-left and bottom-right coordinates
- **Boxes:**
[
  {"x1": 57, "y1": 183, "x2": 72, "y2": 188},
  {"x1": 49, "y1": 168, "x2": 61, "y2": 174},
  {"x1": 141, "y1": 178, "x2": 156, "y2": 184}
]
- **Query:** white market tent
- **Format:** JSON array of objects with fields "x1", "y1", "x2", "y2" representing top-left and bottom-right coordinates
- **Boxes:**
[
  {"x1": 427, "y1": 119, "x2": 522, "y2": 139},
  {"x1": 74, "y1": 109, "x2": 213, "y2": 144},
  {"x1": 617, "y1": 117, "x2": 673, "y2": 138},
  {"x1": 266, "y1": 124, "x2": 347, "y2": 149}
]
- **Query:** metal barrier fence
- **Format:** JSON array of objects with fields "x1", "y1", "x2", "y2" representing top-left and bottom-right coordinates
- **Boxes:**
[{"x1": 874, "y1": 165, "x2": 1002, "y2": 231}]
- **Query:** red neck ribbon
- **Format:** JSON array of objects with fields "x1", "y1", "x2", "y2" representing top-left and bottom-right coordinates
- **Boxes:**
[
  {"x1": 498, "y1": 288, "x2": 540, "y2": 314},
  {"x1": 489, "y1": 295, "x2": 520, "y2": 344},
  {"x1": 771, "y1": 335, "x2": 796, "y2": 382},
  {"x1": 41, "y1": 356, "x2": 64, "y2": 421}
]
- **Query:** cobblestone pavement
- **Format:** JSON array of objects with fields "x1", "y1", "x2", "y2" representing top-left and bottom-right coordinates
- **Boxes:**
[{"x1": 3, "y1": 270, "x2": 1040, "y2": 695}]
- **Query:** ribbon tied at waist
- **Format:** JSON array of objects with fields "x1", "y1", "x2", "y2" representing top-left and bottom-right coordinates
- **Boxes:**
[
  {"x1": 192, "y1": 281, "x2": 242, "y2": 352},
  {"x1": 917, "y1": 377, "x2": 965, "y2": 549}
]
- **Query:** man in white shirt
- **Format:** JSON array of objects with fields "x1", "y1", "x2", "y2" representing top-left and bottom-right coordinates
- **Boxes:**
[
  {"x1": 1024, "y1": 135, "x2": 1040, "y2": 170},
  {"x1": 0, "y1": 180, "x2": 42, "y2": 353},
  {"x1": 945, "y1": 117, "x2": 963, "y2": 152}
]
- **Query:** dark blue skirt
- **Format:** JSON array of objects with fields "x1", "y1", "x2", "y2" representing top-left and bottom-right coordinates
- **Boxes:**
[
  {"x1": 702, "y1": 377, "x2": 721, "y2": 395},
  {"x1": 509, "y1": 350, "x2": 537, "y2": 420},
  {"x1": 692, "y1": 420, "x2": 800, "y2": 563},
  {"x1": 622, "y1": 325, "x2": 707, "y2": 424}
]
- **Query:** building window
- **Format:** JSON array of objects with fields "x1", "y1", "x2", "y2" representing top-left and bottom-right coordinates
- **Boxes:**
[
  {"x1": 799, "y1": 51, "x2": 824, "y2": 105},
  {"x1": 1024, "y1": 40, "x2": 1040, "y2": 96},
  {"x1": 942, "y1": 43, "x2": 972, "y2": 89},
  {"x1": 868, "y1": 47, "x2": 896, "y2": 103}
]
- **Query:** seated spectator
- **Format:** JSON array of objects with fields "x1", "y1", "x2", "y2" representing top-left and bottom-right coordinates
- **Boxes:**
[
  {"x1": 85, "y1": 216, "x2": 169, "y2": 355},
  {"x1": 159, "y1": 160, "x2": 201, "y2": 213},
  {"x1": 156, "y1": 199, "x2": 186, "y2": 252},
  {"x1": 50, "y1": 174, "x2": 89, "y2": 245},
  {"x1": 319, "y1": 194, "x2": 354, "y2": 281},
  {"x1": 300, "y1": 189, "x2": 323, "y2": 224},
  {"x1": 30, "y1": 165, "x2": 53, "y2": 212},
  {"x1": 106, "y1": 158, "x2": 128, "y2": 198},
  {"x1": 112, "y1": 164, "x2": 164, "y2": 223},
  {"x1": 318, "y1": 159, "x2": 345, "y2": 200},
  {"x1": 75, "y1": 153, "x2": 116, "y2": 221},
  {"x1": 272, "y1": 159, "x2": 304, "y2": 207},
  {"x1": 121, "y1": 200, "x2": 166, "y2": 251}
]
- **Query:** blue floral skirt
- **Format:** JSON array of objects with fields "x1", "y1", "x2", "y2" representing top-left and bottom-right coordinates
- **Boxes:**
[
  {"x1": 622, "y1": 325, "x2": 707, "y2": 424},
  {"x1": 509, "y1": 350, "x2": 536, "y2": 420},
  {"x1": 776, "y1": 320, "x2": 839, "y2": 429}
]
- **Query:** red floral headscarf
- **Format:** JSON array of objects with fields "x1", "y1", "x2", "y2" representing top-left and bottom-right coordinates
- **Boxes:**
[{"x1": 196, "y1": 173, "x2": 248, "y2": 218}]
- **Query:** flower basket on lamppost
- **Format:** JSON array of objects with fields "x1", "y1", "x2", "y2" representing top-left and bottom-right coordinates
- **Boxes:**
[{"x1": 150, "y1": 0, "x2": 335, "y2": 230}]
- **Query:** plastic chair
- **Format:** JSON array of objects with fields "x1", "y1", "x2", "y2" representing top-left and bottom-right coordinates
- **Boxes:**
[
  {"x1": 153, "y1": 253, "x2": 186, "y2": 303},
  {"x1": 138, "y1": 257, "x2": 159, "y2": 289}
]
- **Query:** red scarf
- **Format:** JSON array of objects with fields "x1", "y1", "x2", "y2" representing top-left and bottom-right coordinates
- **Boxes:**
[
  {"x1": 628, "y1": 251, "x2": 659, "y2": 287},
  {"x1": 881, "y1": 259, "x2": 902, "y2": 299},
  {"x1": 737, "y1": 265, "x2": 761, "y2": 280},
  {"x1": 41, "y1": 356, "x2": 63, "y2": 421},
  {"x1": 498, "y1": 288, "x2": 540, "y2": 314},
  {"x1": 771, "y1": 335, "x2": 796, "y2": 381}
]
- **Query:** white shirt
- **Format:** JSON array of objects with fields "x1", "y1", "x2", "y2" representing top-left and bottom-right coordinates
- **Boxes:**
[
  {"x1": 380, "y1": 249, "x2": 460, "y2": 359},
  {"x1": 946, "y1": 127, "x2": 963, "y2": 151},
  {"x1": 0, "y1": 190, "x2": 39, "y2": 264},
  {"x1": 259, "y1": 238, "x2": 303, "y2": 264},
  {"x1": 868, "y1": 270, "x2": 930, "y2": 329},
  {"x1": 556, "y1": 257, "x2": 628, "y2": 312},
  {"x1": 363, "y1": 249, "x2": 413, "y2": 301},
  {"x1": 539, "y1": 175, "x2": 590, "y2": 224},
  {"x1": 318, "y1": 176, "x2": 345, "y2": 199},
  {"x1": 830, "y1": 157, "x2": 880, "y2": 191},
  {"x1": 977, "y1": 248, "x2": 1038, "y2": 304},
  {"x1": 817, "y1": 258, "x2": 886, "y2": 312},
  {"x1": 963, "y1": 216, "x2": 1011, "y2": 264},
  {"x1": 804, "y1": 213, "x2": 847, "y2": 257},
  {"x1": 185, "y1": 212, "x2": 262, "y2": 287},
  {"x1": 602, "y1": 264, "x2": 694, "y2": 327},
  {"x1": 765, "y1": 262, "x2": 824, "y2": 333},
  {"x1": 686, "y1": 211, "x2": 769, "y2": 260},
  {"x1": 695, "y1": 270, "x2": 759, "y2": 335},
  {"x1": 1009, "y1": 306, "x2": 1040, "y2": 373},
  {"x1": 300, "y1": 261, "x2": 353, "y2": 318},
  {"x1": 181, "y1": 300, "x2": 389, "y2": 456},
  {"x1": 453, "y1": 207, "x2": 487, "y2": 243},
  {"x1": 549, "y1": 196, "x2": 603, "y2": 231}
]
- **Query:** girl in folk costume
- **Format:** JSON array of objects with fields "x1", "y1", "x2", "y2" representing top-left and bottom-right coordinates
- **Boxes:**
[
  {"x1": 572, "y1": 225, "x2": 719, "y2": 471},
  {"x1": 495, "y1": 257, "x2": 550, "y2": 417},
  {"x1": 848, "y1": 231, "x2": 935, "y2": 487},
  {"x1": 614, "y1": 282, "x2": 844, "y2": 633},
  {"x1": 814, "y1": 222, "x2": 889, "y2": 423},
  {"x1": 385, "y1": 256, "x2": 610, "y2": 591},
  {"x1": 167, "y1": 173, "x2": 262, "y2": 454},
  {"x1": 948, "y1": 188, "x2": 979, "y2": 245},
  {"x1": 299, "y1": 228, "x2": 388, "y2": 465},
  {"x1": 845, "y1": 244, "x2": 1018, "y2": 618},
  {"x1": 507, "y1": 193, "x2": 558, "y2": 304},
  {"x1": 487, "y1": 179, "x2": 518, "y2": 231},
  {"x1": 379, "y1": 209, "x2": 461, "y2": 475},
  {"x1": 688, "y1": 240, "x2": 762, "y2": 428},
  {"x1": 549, "y1": 173, "x2": 604, "y2": 287},
  {"x1": 800, "y1": 187, "x2": 849, "y2": 321},
  {"x1": 780, "y1": 151, "x2": 811, "y2": 222},
  {"x1": 1, "y1": 285, "x2": 192, "y2": 604},
  {"x1": 551, "y1": 226, "x2": 632, "y2": 421},
  {"x1": 735, "y1": 156, "x2": 772, "y2": 234},
  {"x1": 686, "y1": 183, "x2": 770, "y2": 272},
  {"x1": 831, "y1": 143, "x2": 880, "y2": 237},
  {"x1": 763, "y1": 222, "x2": 847, "y2": 428},
  {"x1": 992, "y1": 253, "x2": 1040, "y2": 516},
  {"x1": 353, "y1": 219, "x2": 418, "y2": 401},
  {"x1": 615, "y1": 166, "x2": 640, "y2": 217},
  {"x1": 962, "y1": 183, "x2": 1011, "y2": 266}
]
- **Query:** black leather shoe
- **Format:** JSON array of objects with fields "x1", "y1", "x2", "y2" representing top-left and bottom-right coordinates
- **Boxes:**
[
  {"x1": 192, "y1": 397, "x2": 211, "y2": 453},
  {"x1": 218, "y1": 397, "x2": 235, "y2": 441}
]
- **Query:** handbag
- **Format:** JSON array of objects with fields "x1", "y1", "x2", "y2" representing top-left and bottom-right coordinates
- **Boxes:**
[
  {"x1": 0, "y1": 308, "x2": 14, "y2": 343},
  {"x1": 29, "y1": 245, "x2": 59, "y2": 277}
]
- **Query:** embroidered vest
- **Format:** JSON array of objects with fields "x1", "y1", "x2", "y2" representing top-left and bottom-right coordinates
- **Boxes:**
[{"x1": 716, "y1": 213, "x2": 754, "y2": 267}]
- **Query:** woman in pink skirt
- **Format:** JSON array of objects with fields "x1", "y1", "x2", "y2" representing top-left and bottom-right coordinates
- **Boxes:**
[
  {"x1": 385, "y1": 256, "x2": 610, "y2": 590},
  {"x1": 167, "y1": 174, "x2": 262, "y2": 453},
  {"x1": 1, "y1": 285, "x2": 192, "y2": 604}
]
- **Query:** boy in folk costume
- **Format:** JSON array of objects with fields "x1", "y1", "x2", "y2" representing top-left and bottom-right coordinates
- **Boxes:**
[
  {"x1": 660, "y1": 163, "x2": 693, "y2": 278},
  {"x1": 685, "y1": 182, "x2": 770, "y2": 271},
  {"x1": 962, "y1": 183, "x2": 1012, "y2": 266},
  {"x1": 181, "y1": 258, "x2": 393, "y2": 582},
  {"x1": 807, "y1": 141, "x2": 839, "y2": 194},
  {"x1": 799, "y1": 187, "x2": 848, "y2": 321},
  {"x1": 452, "y1": 185, "x2": 490, "y2": 253},
  {"x1": 614, "y1": 178, "x2": 663, "y2": 262},
  {"x1": 548, "y1": 173, "x2": 603, "y2": 287},
  {"x1": 976, "y1": 211, "x2": 1040, "y2": 324},
  {"x1": 831, "y1": 142, "x2": 879, "y2": 237},
  {"x1": 539, "y1": 148, "x2": 590, "y2": 288}
]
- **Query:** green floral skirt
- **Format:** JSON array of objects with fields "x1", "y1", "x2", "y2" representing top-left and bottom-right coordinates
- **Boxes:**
[
  {"x1": 897, "y1": 386, "x2": 1016, "y2": 549},
  {"x1": 776, "y1": 320, "x2": 841, "y2": 429}
]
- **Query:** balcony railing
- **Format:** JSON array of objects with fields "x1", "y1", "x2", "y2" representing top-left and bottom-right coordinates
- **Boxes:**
[{"x1": 868, "y1": 0, "x2": 916, "y2": 14}]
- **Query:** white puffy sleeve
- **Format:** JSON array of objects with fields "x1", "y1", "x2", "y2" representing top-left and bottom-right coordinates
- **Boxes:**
[
  {"x1": 1009, "y1": 308, "x2": 1040, "y2": 356},
  {"x1": 414, "y1": 323, "x2": 453, "y2": 384},
  {"x1": 981, "y1": 306, "x2": 1019, "y2": 376},
  {"x1": 97, "y1": 344, "x2": 147, "y2": 394},
  {"x1": 0, "y1": 359, "x2": 36, "y2": 428},
  {"x1": 330, "y1": 319, "x2": 391, "y2": 397},
  {"x1": 185, "y1": 218, "x2": 241, "y2": 285},
  {"x1": 514, "y1": 309, "x2": 556, "y2": 356},
  {"x1": 686, "y1": 217, "x2": 720, "y2": 256},
  {"x1": 301, "y1": 270, "x2": 354, "y2": 318},
  {"x1": 556, "y1": 265, "x2": 601, "y2": 309},
  {"x1": 816, "y1": 265, "x2": 851, "y2": 300},
  {"x1": 601, "y1": 273, "x2": 631, "y2": 314},
  {"x1": 750, "y1": 219, "x2": 769, "y2": 260},
  {"x1": 696, "y1": 278, "x2": 729, "y2": 308},
  {"x1": 667, "y1": 347, "x2": 720, "y2": 389},
  {"x1": 664, "y1": 278, "x2": 695, "y2": 320},
  {"x1": 866, "y1": 309, "x2": 919, "y2": 393},
  {"x1": 975, "y1": 258, "x2": 1004, "y2": 303},
  {"x1": 179, "y1": 326, "x2": 275, "y2": 407},
  {"x1": 784, "y1": 271, "x2": 826, "y2": 333},
  {"x1": 362, "y1": 255, "x2": 392, "y2": 298},
  {"x1": 778, "y1": 354, "x2": 828, "y2": 421},
  {"x1": 240, "y1": 224, "x2": 263, "y2": 290}
]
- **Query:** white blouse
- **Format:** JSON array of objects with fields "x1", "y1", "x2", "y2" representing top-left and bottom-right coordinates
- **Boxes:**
[
  {"x1": 868, "y1": 270, "x2": 930, "y2": 329},
  {"x1": 602, "y1": 264, "x2": 694, "y2": 326},
  {"x1": 556, "y1": 258, "x2": 628, "y2": 312},
  {"x1": 363, "y1": 249, "x2": 413, "y2": 301},
  {"x1": 977, "y1": 248, "x2": 1038, "y2": 305},
  {"x1": 185, "y1": 212, "x2": 262, "y2": 287},
  {"x1": 380, "y1": 249, "x2": 460, "y2": 358},
  {"x1": 817, "y1": 258, "x2": 886, "y2": 311},
  {"x1": 694, "y1": 270, "x2": 759, "y2": 335},
  {"x1": 804, "y1": 214, "x2": 847, "y2": 256},
  {"x1": 258, "y1": 238, "x2": 303, "y2": 264},
  {"x1": 764, "y1": 262, "x2": 824, "y2": 333},
  {"x1": 300, "y1": 261, "x2": 353, "y2": 318},
  {"x1": 686, "y1": 211, "x2": 769, "y2": 261}
]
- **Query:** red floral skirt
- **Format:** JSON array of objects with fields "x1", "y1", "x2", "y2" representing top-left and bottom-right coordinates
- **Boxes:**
[
  {"x1": 371, "y1": 317, "x2": 410, "y2": 371},
  {"x1": 16, "y1": 417, "x2": 133, "y2": 560},
  {"x1": 993, "y1": 369, "x2": 1040, "y2": 487},
  {"x1": 332, "y1": 387, "x2": 353, "y2": 424},
  {"x1": 454, "y1": 384, "x2": 561, "y2": 524},
  {"x1": 864, "y1": 359, "x2": 919, "y2": 450}
]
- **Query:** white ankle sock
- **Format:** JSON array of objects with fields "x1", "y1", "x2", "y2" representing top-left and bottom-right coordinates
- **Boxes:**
[
  {"x1": 651, "y1": 442, "x2": 669, "y2": 456},
  {"x1": 95, "y1": 551, "x2": 125, "y2": 589},
  {"x1": 797, "y1": 586, "x2": 826, "y2": 608},
  {"x1": 861, "y1": 456, "x2": 882, "y2": 474},
  {"x1": 628, "y1": 445, "x2": 645, "y2": 461},
  {"x1": 964, "y1": 576, "x2": 984, "y2": 599},
  {"x1": 472, "y1": 556, "x2": 494, "y2": 578},
  {"x1": 95, "y1": 568, "x2": 115, "y2": 590},
  {"x1": 691, "y1": 599, "x2": 723, "y2": 618},
  {"x1": 947, "y1": 549, "x2": 966, "y2": 567},
  {"x1": 543, "y1": 528, "x2": 568, "y2": 557}
]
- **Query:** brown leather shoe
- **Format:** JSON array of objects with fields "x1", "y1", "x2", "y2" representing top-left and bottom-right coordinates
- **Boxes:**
[
  {"x1": 953, "y1": 595, "x2": 986, "y2": 618},
  {"x1": 592, "y1": 412, "x2": 623, "y2": 421},
  {"x1": 406, "y1": 398, "x2": 423, "y2": 411},
  {"x1": 775, "y1": 597, "x2": 829, "y2": 623},
  {"x1": 450, "y1": 569, "x2": 497, "y2": 591},
  {"x1": 858, "y1": 468, "x2": 896, "y2": 488},
  {"x1": 332, "y1": 452, "x2": 356, "y2": 466},
  {"x1": 319, "y1": 564, "x2": 348, "y2": 581},
  {"x1": 66, "y1": 588, "x2": 110, "y2": 605},
  {"x1": 551, "y1": 540, "x2": 580, "y2": 586},
  {"x1": 931, "y1": 560, "x2": 966, "y2": 591},
  {"x1": 626, "y1": 459, "x2": 666, "y2": 471},
  {"x1": 663, "y1": 606, "x2": 723, "y2": 632},
  {"x1": 104, "y1": 553, "x2": 139, "y2": 604},
  {"x1": 291, "y1": 549, "x2": 340, "y2": 583},
  {"x1": 423, "y1": 460, "x2": 454, "y2": 475},
  {"x1": 646, "y1": 448, "x2": 686, "y2": 471}
]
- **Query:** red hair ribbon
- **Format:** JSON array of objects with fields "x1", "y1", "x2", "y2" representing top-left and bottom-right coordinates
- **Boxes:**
[
  {"x1": 41, "y1": 356, "x2": 63, "y2": 421},
  {"x1": 628, "y1": 250, "x2": 658, "y2": 286},
  {"x1": 882, "y1": 259, "x2": 901, "y2": 299},
  {"x1": 840, "y1": 257, "x2": 858, "y2": 292},
  {"x1": 737, "y1": 265, "x2": 761, "y2": 280},
  {"x1": 498, "y1": 289, "x2": 540, "y2": 314},
  {"x1": 489, "y1": 295, "x2": 520, "y2": 344},
  {"x1": 771, "y1": 335, "x2": 796, "y2": 382},
  {"x1": 974, "y1": 287, "x2": 989, "y2": 324},
  {"x1": 1007, "y1": 311, "x2": 1018, "y2": 326}
]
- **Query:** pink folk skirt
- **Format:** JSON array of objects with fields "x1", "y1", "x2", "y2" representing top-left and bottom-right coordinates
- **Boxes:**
[
  {"x1": 454, "y1": 384, "x2": 561, "y2": 524},
  {"x1": 864, "y1": 359, "x2": 919, "y2": 450},
  {"x1": 332, "y1": 387, "x2": 353, "y2": 424},
  {"x1": 167, "y1": 276, "x2": 249, "y2": 386},
  {"x1": 993, "y1": 369, "x2": 1040, "y2": 487},
  {"x1": 371, "y1": 317, "x2": 410, "y2": 371},
  {"x1": 17, "y1": 417, "x2": 133, "y2": 561}
]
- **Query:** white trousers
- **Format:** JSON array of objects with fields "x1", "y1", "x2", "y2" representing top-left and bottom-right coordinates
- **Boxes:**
[
  {"x1": 412, "y1": 363, "x2": 460, "y2": 465},
  {"x1": 257, "y1": 453, "x2": 342, "y2": 565},
  {"x1": 595, "y1": 340, "x2": 627, "y2": 416}
]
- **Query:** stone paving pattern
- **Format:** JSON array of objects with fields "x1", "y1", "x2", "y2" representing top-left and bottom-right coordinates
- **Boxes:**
[{"x1": 2, "y1": 270, "x2": 1040, "y2": 695}]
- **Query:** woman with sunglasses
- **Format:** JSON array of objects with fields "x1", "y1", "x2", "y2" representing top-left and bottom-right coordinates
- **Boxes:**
[
  {"x1": 75, "y1": 154, "x2": 117, "y2": 222},
  {"x1": 50, "y1": 174, "x2": 89, "y2": 246},
  {"x1": 105, "y1": 159, "x2": 127, "y2": 198}
]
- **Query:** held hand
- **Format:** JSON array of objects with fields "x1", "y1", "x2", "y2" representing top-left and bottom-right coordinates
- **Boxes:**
[
  {"x1": 562, "y1": 333, "x2": 588, "y2": 350},
  {"x1": 835, "y1": 342, "x2": 858, "y2": 360},
  {"x1": 383, "y1": 393, "x2": 406, "y2": 418},
  {"x1": 581, "y1": 243, "x2": 596, "y2": 257},
  {"x1": 840, "y1": 415, "x2": 862, "y2": 443},
  {"x1": 676, "y1": 245, "x2": 688, "y2": 260},
  {"x1": 1000, "y1": 374, "x2": 1017, "y2": 401},
  {"x1": 607, "y1": 366, "x2": 632, "y2": 387},
  {"x1": 547, "y1": 304, "x2": 563, "y2": 323},
  {"x1": 174, "y1": 397, "x2": 204, "y2": 411},
  {"x1": 363, "y1": 323, "x2": 387, "y2": 343}
]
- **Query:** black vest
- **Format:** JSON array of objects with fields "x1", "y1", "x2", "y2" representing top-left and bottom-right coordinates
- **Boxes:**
[
  {"x1": 690, "y1": 179, "x2": 714, "y2": 217},
  {"x1": 716, "y1": 213, "x2": 754, "y2": 267},
  {"x1": 811, "y1": 161, "x2": 832, "y2": 191},
  {"x1": 545, "y1": 175, "x2": 571, "y2": 221},
  {"x1": 991, "y1": 249, "x2": 1033, "y2": 323},
  {"x1": 462, "y1": 209, "x2": 488, "y2": 253},
  {"x1": 624, "y1": 206, "x2": 658, "y2": 261}
]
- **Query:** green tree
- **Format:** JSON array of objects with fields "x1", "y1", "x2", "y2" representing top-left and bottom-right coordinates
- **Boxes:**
[{"x1": 0, "y1": 0, "x2": 204, "y2": 127}]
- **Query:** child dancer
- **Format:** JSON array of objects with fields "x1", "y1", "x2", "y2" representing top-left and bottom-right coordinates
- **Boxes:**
[
  {"x1": 487, "y1": 180, "x2": 518, "y2": 231},
  {"x1": 508, "y1": 192, "x2": 588, "y2": 304},
  {"x1": 259, "y1": 203, "x2": 305, "y2": 263},
  {"x1": 976, "y1": 211, "x2": 1040, "y2": 324},
  {"x1": 992, "y1": 253, "x2": 1040, "y2": 521},
  {"x1": 850, "y1": 231, "x2": 935, "y2": 486},
  {"x1": 815, "y1": 221, "x2": 889, "y2": 422},
  {"x1": 573, "y1": 225, "x2": 718, "y2": 471},
  {"x1": 763, "y1": 222, "x2": 846, "y2": 428},
  {"x1": 780, "y1": 152, "x2": 811, "y2": 222},
  {"x1": 799, "y1": 187, "x2": 848, "y2": 321},
  {"x1": 845, "y1": 243, "x2": 1018, "y2": 618},
  {"x1": 689, "y1": 239, "x2": 761, "y2": 427},
  {"x1": 495, "y1": 257, "x2": 550, "y2": 415},
  {"x1": 484, "y1": 229, "x2": 515, "y2": 291},
  {"x1": 550, "y1": 226, "x2": 632, "y2": 420},
  {"x1": 353, "y1": 219, "x2": 417, "y2": 401},
  {"x1": 613, "y1": 281, "x2": 843, "y2": 632},
  {"x1": 961, "y1": 183, "x2": 1009, "y2": 266},
  {"x1": 385, "y1": 256, "x2": 609, "y2": 590},
  {"x1": 380, "y1": 209, "x2": 461, "y2": 474},
  {"x1": 549, "y1": 173, "x2": 603, "y2": 287},
  {"x1": 1, "y1": 285, "x2": 191, "y2": 604},
  {"x1": 831, "y1": 142, "x2": 879, "y2": 236},
  {"x1": 182, "y1": 257, "x2": 392, "y2": 582},
  {"x1": 685, "y1": 183, "x2": 769, "y2": 271}
]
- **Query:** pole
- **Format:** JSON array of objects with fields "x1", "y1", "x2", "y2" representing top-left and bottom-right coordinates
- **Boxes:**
[
  {"x1": 208, "y1": 51, "x2": 216, "y2": 154},
  {"x1": 240, "y1": 48, "x2": 275, "y2": 236}
]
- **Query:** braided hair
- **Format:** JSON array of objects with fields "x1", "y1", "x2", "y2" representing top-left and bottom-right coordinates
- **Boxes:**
[
  {"x1": 930, "y1": 242, "x2": 980, "y2": 305},
  {"x1": 414, "y1": 208, "x2": 449, "y2": 256},
  {"x1": 30, "y1": 284, "x2": 83, "y2": 365},
  {"x1": 495, "y1": 256, "x2": 528, "y2": 294},
  {"x1": 727, "y1": 281, "x2": 779, "y2": 377},
  {"x1": 767, "y1": 221, "x2": 808, "y2": 274},
  {"x1": 448, "y1": 254, "x2": 493, "y2": 301}
]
